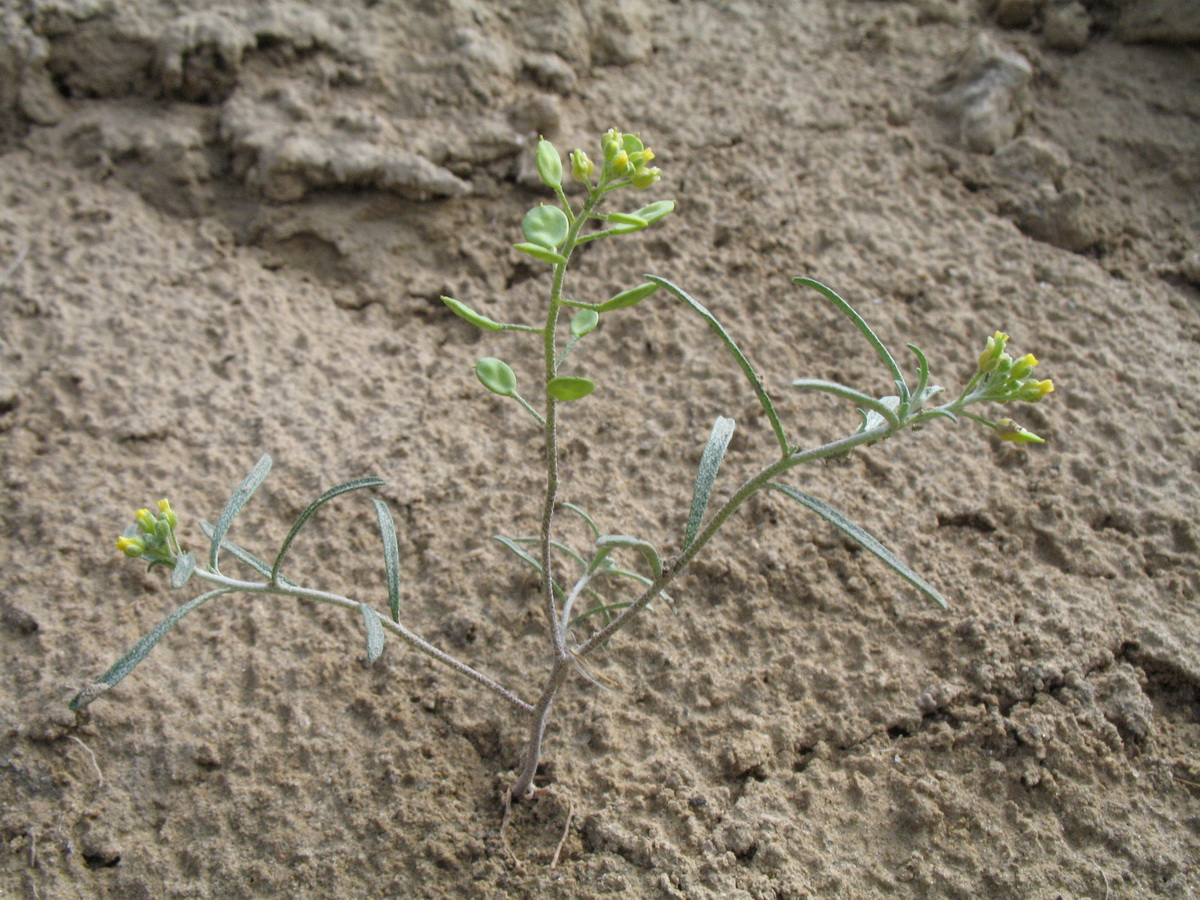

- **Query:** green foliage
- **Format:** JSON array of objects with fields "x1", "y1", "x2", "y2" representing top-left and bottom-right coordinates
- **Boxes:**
[{"x1": 80, "y1": 126, "x2": 1056, "y2": 804}]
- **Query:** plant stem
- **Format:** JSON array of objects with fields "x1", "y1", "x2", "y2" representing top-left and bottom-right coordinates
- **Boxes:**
[
  {"x1": 517, "y1": 188, "x2": 606, "y2": 799},
  {"x1": 187, "y1": 568, "x2": 533, "y2": 714},
  {"x1": 538, "y1": 192, "x2": 602, "y2": 654},
  {"x1": 575, "y1": 422, "x2": 893, "y2": 656},
  {"x1": 508, "y1": 421, "x2": 895, "y2": 799},
  {"x1": 511, "y1": 656, "x2": 571, "y2": 799}
]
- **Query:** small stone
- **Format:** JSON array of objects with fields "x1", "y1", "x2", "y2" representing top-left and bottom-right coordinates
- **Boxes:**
[
  {"x1": 1114, "y1": 0, "x2": 1200, "y2": 44},
  {"x1": 933, "y1": 33, "x2": 1033, "y2": 154},
  {"x1": 522, "y1": 53, "x2": 577, "y2": 94},
  {"x1": 1180, "y1": 251, "x2": 1200, "y2": 286},
  {"x1": 995, "y1": 0, "x2": 1040, "y2": 28},
  {"x1": 1094, "y1": 664, "x2": 1154, "y2": 742},
  {"x1": 993, "y1": 137, "x2": 1071, "y2": 187},
  {"x1": 1044, "y1": 1, "x2": 1092, "y2": 51}
]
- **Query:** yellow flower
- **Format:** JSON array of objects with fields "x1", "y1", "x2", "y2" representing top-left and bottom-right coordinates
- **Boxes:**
[
  {"x1": 1015, "y1": 379, "x2": 1054, "y2": 402},
  {"x1": 135, "y1": 508, "x2": 157, "y2": 532},
  {"x1": 978, "y1": 331, "x2": 1009, "y2": 372},
  {"x1": 117, "y1": 536, "x2": 145, "y2": 557},
  {"x1": 157, "y1": 498, "x2": 178, "y2": 528},
  {"x1": 631, "y1": 166, "x2": 662, "y2": 190},
  {"x1": 1010, "y1": 353, "x2": 1038, "y2": 380}
]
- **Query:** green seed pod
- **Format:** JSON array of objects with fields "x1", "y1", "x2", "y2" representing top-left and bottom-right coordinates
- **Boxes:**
[
  {"x1": 547, "y1": 376, "x2": 596, "y2": 402},
  {"x1": 607, "y1": 212, "x2": 649, "y2": 227},
  {"x1": 570, "y1": 309, "x2": 599, "y2": 337},
  {"x1": 597, "y1": 282, "x2": 659, "y2": 312},
  {"x1": 536, "y1": 138, "x2": 563, "y2": 188},
  {"x1": 633, "y1": 200, "x2": 675, "y2": 223},
  {"x1": 474, "y1": 358, "x2": 518, "y2": 397},
  {"x1": 521, "y1": 205, "x2": 570, "y2": 249},
  {"x1": 621, "y1": 133, "x2": 644, "y2": 154},
  {"x1": 442, "y1": 296, "x2": 505, "y2": 331},
  {"x1": 513, "y1": 242, "x2": 568, "y2": 266}
]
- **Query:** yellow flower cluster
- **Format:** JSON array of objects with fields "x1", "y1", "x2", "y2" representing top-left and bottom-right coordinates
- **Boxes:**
[
  {"x1": 597, "y1": 128, "x2": 662, "y2": 190},
  {"x1": 116, "y1": 499, "x2": 179, "y2": 559},
  {"x1": 974, "y1": 331, "x2": 1054, "y2": 403}
]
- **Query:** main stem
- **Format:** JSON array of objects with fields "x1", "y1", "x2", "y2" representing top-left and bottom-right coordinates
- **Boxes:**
[
  {"x1": 511, "y1": 421, "x2": 896, "y2": 798},
  {"x1": 517, "y1": 190, "x2": 603, "y2": 799}
]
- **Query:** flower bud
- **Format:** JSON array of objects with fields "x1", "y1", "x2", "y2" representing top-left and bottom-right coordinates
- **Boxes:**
[
  {"x1": 628, "y1": 148, "x2": 655, "y2": 169},
  {"x1": 631, "y1": 166, "x2": 662, "y2": 190},
  {"x1": 157, "y1": 498, "x2": 178, "y2": 529},
  {"x1": 117, "y1": 535, "x2": 146, "y2": 557},
  {"x1": 1009, "y1": 353, "x2": 1038, "y2": 381},
  {"x1": 601, "y1": 128, "x2": 621, "y2": 163},
  {"x1": 978, "y1": 331, "x2": 1009, "y2": 372},
  {"x1": 570, "y1": 149, "x2": 594, "y2": 182},
  {"x1": 135, "y1": 508, "x2": 157, "y2": 533},
  {"x1": 1015, "y1": 379, "x2": 1054, "y2": 402}
]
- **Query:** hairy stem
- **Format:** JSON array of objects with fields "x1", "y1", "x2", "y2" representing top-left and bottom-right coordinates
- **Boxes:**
[
  {"x1": 538, "y1": 192, "x2": 603, "y2": 653},
  {"x1": 577, "y1": 422, "x2": 893, "y2": 656},
  {"x1": 511, "y1": 657, "x2": 571, "y2": 799},
  {"x1": 509, "y1": 422, "x2": 895, "y2": 799},
  {"x1": 188, "y1": 568, "x2": 533, "y2": 714}
]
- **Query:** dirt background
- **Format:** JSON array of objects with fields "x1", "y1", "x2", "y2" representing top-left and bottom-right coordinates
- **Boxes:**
[{"x1": 2, "y1": 0, "x2": 1199, "y2": 897}]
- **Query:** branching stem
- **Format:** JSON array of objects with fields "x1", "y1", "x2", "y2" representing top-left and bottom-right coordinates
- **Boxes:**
[{"x1": 187, "y1": 568, "x2": 533, "y2": 715}]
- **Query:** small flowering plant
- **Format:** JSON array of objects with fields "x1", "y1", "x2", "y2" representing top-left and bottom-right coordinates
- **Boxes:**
[{"x1": 72, "y1": 129, "x2": 1054, "y2": 801}]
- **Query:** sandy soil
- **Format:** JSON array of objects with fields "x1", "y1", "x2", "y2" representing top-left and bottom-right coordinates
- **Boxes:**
[{"x1": 2, "y1": 1, "x2": 1199, "y2": 897}]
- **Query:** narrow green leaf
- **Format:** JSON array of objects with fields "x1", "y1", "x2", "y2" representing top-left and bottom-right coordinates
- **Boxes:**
[
  {"x1": 493, "y1": 535, "x2": 567, "y2": 600},
  {"x1": 684, "y1": 416, "x2": 736, "y2": 549},
  {"x1": 494, "y1": 534, "x2": 543, "y2": 572},
  {"x1": 634, "y1": 200, "x2": 674, "y2": 224},
  {"x1": 271, "y1": 477, "x2": 387, "y2": 584},
  {"x1": 792, "y1": 379, "x2": 901, "y2": 428},
  {"x1": 610, "y1": 218, "x2": 649, "y2": 235},
  {"x1": 607, "y1": 212, "x2": 649, "y2": 228},
  {"x1": 793, "y1": 277, "x2": 906, "y2": 394},
  {"x1": 200, "y1": 521, "x2": 296, "y2": 585},
  {"x1": 597, "y1": 565, "x2": 675, "y2": 610},
  {"x1": 597, "y1": 282, "x2": 658, "y2": 312},
  {"x1": 371, "y1": 498, "x2": 401, "y2": 623},
  {"x1": 595, "y1": 534, "x2": 663, "y2": 580},
  {"x1": 209, "y1": 454, "x2": 272, "y2": 574},
  {"x1": 547, "y1": 376, "x2": 595, "y2": 401},
  {"x1": 514, "y1": 242, "x2": 568, "y2": 265},
  {"x1": 648, "y1": 275, "x2": 790, "y2": 456},
  {"x1": 360, "y1": 603, "x2": 385, "y2": 664},
  {"x1": 442, "y1": 296, "x2": 505, "y2": 331},
  {"x1": 511, "y1": 535, "x2": 592, "y2": 572},
  {"x1": 68, "y1": 588, "x2": 235, "y2": 710},
  {"x1": 561, "y1": 502, "x2": 601, "y2": 540},
  {"x1": 769, "y1": 482, "x2": 946, "y2": 609},
  {"x1": 170, "y1": 551, "x2": 196, "y2": 589}
]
